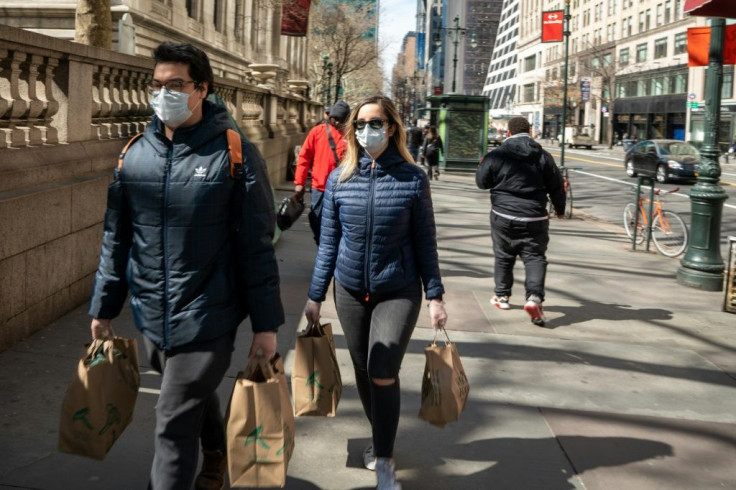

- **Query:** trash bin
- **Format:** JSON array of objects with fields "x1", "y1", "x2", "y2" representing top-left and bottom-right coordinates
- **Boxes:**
[{"x1": 724, "y1": 236, "x2": 736, "y2": 314}]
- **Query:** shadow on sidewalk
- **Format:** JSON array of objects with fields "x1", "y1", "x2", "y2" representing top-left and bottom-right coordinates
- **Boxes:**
[{"x1": 542, "y1": 300, "x2": 673, "y2": 329}]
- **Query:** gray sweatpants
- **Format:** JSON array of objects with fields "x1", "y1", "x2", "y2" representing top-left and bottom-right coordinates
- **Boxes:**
[{"x1": 146, "y1": 331, "x2": 235, "y2": 490}]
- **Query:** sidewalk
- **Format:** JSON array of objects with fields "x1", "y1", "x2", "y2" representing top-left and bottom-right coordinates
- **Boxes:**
[{"x1": 1, "y1": 174, "x2": 734, "y2": 490}]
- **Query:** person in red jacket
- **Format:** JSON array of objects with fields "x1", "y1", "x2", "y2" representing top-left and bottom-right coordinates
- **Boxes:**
[{"x1": 294, "y1": 100, "x2": 351, "y2": 244}]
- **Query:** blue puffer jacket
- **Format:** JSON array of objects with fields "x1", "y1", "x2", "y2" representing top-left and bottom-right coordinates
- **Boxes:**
[
  {"x1": 88, "y1": 101, "x2": 284, "y2": 350},
  {"x1": 308, "y1": 141, "x2": 444, "y2": 302}
]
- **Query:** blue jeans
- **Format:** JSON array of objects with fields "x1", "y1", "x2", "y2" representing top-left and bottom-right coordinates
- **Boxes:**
[
  {"x1": 334, "y1": 280, "x2": 422, "y2": 458},
  {"x1": 490, "y1": 212, "x2": 549, "y2": 302}
]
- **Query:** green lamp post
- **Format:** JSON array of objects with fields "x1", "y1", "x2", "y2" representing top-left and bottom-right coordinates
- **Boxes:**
[
  {"x1": 559, "y1": 0, "x2": 572, "y2": 168},
  {"x1": 676, "y1": 18, "x2": 728, "y2": 291}
]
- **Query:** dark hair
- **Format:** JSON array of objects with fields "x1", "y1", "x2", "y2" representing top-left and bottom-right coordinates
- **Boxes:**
[
  {"x1": 508, "y1": 117, "x2": 531, "y2": 135},
  {"x1": 153, "y1": 42, "x2": 214, "y2": 95}
]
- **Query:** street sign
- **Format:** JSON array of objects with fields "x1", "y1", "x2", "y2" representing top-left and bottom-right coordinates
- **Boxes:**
[
  {"x1": 541, "y1": 11, "x2": 564, "y2": 43},
  {"x1": 688, "y1": 93, "x2": 696, "y2": 100},
  {"x1": 601, "y1": 106, "x2": 608, "y2": 113},
  {"x1": 581, "y1": 77, "x2": 591, "y2": 102},
  {"x1": 688, "y1": 101, "x2": 699, "y2": 108}
]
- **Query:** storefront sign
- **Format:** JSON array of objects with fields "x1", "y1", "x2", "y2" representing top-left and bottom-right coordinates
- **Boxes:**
[
  {"x1": 687, "y1": 25, "x2": 736, "y2": 66},
  {"x1": 541, "y1": 11, "x2": 564, "y2": 43}
]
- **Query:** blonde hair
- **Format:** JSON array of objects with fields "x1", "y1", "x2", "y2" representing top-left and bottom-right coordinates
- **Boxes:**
[{"x1": 338, "y1": 95, "x2": 415, "y2": 182}]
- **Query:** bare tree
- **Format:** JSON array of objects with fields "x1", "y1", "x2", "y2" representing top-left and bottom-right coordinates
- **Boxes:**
[{"x1": 308, "y1": 1, "x2": 382, "y2": 104}]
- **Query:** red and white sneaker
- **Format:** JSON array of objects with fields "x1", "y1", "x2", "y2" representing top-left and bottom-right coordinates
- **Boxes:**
[
  {"x1": 491, "y1": 295, "x2": 511, "y2": 310},
  {"x1": 524, "y1": 296, "x2": 547, "y2": 326}
]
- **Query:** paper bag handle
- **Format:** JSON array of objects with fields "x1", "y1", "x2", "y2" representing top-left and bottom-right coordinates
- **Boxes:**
[{"x1": 431, "y1": 326, "x2": 453, "y2": 347}]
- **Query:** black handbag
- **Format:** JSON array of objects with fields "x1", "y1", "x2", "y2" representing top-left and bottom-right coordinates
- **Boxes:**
[{"x1": 277, "y1": 195, "x2": 305, "y2": 230}]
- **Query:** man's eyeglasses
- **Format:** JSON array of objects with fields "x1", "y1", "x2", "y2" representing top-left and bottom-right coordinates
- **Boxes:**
[
  {"x1": 148, "y1": 80, "x2": 198, "y2": 94},
  {"x1": 353, "y1": 118, "x2": 386, "y2": 130}
]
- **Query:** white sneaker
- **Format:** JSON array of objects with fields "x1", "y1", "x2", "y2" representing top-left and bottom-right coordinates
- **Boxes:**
[
  {"x1": 490, "y1": 295, "x2": 511, "y2": 310},
  {"x1": 363, "y1": 444, "x2": 376, "y2": 471},
  {"x1": 524, "y1": 295, "x2": 547, "y2": 326},
  {"x1": 376, "y1": 457, "x2": 402, "y2": 490}
]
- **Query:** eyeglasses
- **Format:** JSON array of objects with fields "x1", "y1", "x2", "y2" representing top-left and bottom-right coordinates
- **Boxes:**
[
  {"x1": 353, "y1": 118, "x2": 387, "y2": 130},
  {"x1": 148, "y1": 80, "x2": 198, "y2": 94}
]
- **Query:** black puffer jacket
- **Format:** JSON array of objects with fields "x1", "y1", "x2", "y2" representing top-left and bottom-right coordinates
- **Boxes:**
[
  {"x1": 89, "y1": 101, "x2": 284, "y2": 350},
  {"x1": 475, "y1": 134, "x2": 565, "y2": 217}
]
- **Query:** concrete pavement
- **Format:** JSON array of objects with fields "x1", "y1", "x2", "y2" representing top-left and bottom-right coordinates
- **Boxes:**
[{"x1": 1, "y1": 173, "x2": 734, "y2": 490}]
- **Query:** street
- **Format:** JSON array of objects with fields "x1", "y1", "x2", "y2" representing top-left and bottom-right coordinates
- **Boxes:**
[{"x1": 544, "y1": 145, "x2": 736, "y2": 257}]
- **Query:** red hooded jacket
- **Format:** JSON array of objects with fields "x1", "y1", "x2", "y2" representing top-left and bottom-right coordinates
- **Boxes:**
[{"x1": 294, "y1": 122, "x2": 346, "y2": 192}]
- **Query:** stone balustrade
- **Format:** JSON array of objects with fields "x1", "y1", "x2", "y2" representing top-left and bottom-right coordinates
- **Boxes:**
[{"x1": 0, "y1": 24, "x2": 320, "y2": 351}]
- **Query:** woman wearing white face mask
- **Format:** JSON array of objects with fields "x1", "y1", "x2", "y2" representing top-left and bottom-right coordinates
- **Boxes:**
[{"x1": 304, "y1": 95, "x2": 447, "y2": 490}]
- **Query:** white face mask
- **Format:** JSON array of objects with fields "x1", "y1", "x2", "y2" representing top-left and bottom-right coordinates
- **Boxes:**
[
  {"x1": 150, "y1": 89, "x2": 200, "y2": 128},
  {"x1": 356, "y1": 125, "x2": 388, "y2": 156}
]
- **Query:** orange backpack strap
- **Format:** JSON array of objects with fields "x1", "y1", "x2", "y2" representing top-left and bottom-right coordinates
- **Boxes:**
[
  {"x1": 117, "y1": 133, "x2": 144, "y2": 170},
  {"x1": 226, "y1": 128, "x2": 244, "y2": 179}
]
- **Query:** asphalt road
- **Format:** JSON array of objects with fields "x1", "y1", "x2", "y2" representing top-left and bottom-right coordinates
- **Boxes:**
[{"x1": 544, "y1": 146, "x2": 736, "y2": 258}]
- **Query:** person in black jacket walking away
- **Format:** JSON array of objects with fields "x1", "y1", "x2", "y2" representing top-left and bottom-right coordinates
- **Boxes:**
[
  {"x1": 304, "y1": 95, "x2": 447, "y2": 490},
  {"x1": 421, "y1": 126, "x2": 443, "y2": 180},
  {"x1": 88, "y1": 42, "x2": 284, "y2": 490},
  {"x1": 475, "y1": 117, "x2": 565, "y2": 326}
]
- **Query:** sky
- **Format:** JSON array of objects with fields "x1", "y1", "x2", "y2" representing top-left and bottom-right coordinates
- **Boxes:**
[{"x1": 379, "y1": 0, "x2": 417, "y2": 85}]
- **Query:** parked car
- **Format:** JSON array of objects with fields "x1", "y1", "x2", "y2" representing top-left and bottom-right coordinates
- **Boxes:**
[
  {"x1": 558, "y1": 125, "x2": 594, "y2": 149},
  {"x1": 624, "y1": 139, "x2": 700, "y2": 183},
  {"x1": 488, "y1": 128, "x2": 505, "y2": 146}
]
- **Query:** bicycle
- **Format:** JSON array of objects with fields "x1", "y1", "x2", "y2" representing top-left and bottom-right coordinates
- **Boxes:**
[
  {"x1": 548, "y1": 166, "x2": 581, "y2": 218},
  {"x1": 623, "y1": 187, "x2": 688, "y2": 257}
]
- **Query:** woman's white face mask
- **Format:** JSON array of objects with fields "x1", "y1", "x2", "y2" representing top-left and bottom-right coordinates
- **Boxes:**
[{"x1": 356, "y1": 125, "x2": 388, "y2": 156}]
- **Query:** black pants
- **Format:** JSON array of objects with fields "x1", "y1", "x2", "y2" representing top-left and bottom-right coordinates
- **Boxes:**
[
  {"x1": 334, "y1": 280, "x2": 422, "y2": 458},
  {"x1": 145, "y1": 332, "x2": 235, "y2": 490},
  {"x1": 490, "y1": 212, "x2": 549, "y2": 302},
  {"x1": 308, "y1": 189, "x2": 324, "y2": 245}
]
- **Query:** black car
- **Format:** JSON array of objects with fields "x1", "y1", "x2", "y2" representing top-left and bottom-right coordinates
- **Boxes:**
[{"x1": 624, "y1": 139, "x2": 700, "y2": 183}]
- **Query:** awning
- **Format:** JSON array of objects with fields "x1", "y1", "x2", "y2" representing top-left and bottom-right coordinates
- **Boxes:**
[{"x1": 684, "y1": 0, "x2": 736, "y2": 18}]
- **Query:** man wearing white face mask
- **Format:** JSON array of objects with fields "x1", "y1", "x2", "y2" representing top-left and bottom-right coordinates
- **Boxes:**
[
  {"x1": 304, "y1": 95, "x2": 447, "y2": 490},
  {"x1": 88, "y1": 42, "x2": 284, "y2": 490}
]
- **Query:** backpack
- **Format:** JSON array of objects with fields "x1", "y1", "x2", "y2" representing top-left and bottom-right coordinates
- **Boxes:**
[{"x1": 117, "y1": 129, "x2": 244, "y2": 179}]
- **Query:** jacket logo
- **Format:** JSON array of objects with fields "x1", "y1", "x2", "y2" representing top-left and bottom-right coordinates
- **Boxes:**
[{"x1": 194, "y1": 166, "x2": 207, "y2": 178}]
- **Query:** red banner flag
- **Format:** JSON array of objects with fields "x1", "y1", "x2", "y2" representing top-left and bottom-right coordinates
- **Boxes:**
[
  {"x1": 687, "y1": 25, "x2": 736, "y2": 67},
  {"x1": 281, "y1": 0, "x2": 311, "y2": 37},
  {"x1": 541, "y1": 10, "x2": 564, "y2": 43}
]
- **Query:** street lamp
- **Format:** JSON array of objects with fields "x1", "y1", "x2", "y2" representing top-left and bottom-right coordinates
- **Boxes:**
[
  {"x1": 408, "y1": 70, "x2": 424, "y2": 119},
  {"x1": 560, "y1": 0, "x2": 572, "y2": 168},
  {"x1": 434, "y1": 15, "x2": 478, "y2": 93},
  {"x1": 321, "y1": 54, "x2": 334, "y2": 104}
]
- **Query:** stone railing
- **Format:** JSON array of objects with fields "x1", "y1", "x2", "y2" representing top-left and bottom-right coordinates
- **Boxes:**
[{"x1": 0, "y1": 24, "x2": 321, "y2": 351}]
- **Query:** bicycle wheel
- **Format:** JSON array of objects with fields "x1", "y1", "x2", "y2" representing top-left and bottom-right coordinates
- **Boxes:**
[
  {"x1": 623, "y1": 203, "x2": 645, "y2": 244},
  {"x1": 565, "y1": 183, "x2": 573, "y2": 219},
  {"x1": 652, "y1": 211, "x2": 688, "y2": 257}
]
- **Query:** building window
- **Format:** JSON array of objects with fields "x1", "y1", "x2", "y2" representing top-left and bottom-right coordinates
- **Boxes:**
[
  {"x1": 636, "y1": 43, "x2": 648, "y2": 62},
  {"x1": 665, "y1": 1, "x2": 672, "y2": 22},
  {"x1": 214, "y1": 0, "x2": 225, "y2": 32},
  {"x1": 639, "y1": 12, "x2": 645, "y2": 32},
  {"x1": 620, "y1": 47, "x2": 630, "y2": 66},
  {"x1": 674, "y1": 32, "x2": 687, "y2": 54},
  {"x1": 654, "y1": 38, "x2": 667, "y2": 59},
  {"x1": 657, "y1": 4, "x2": 664, "y2": 26},
  {"x1": 523, "y1": 83, "x2": 535, "y2": 102},
  {"x1": 723, "y1": 66, "x2": 734, "y2": 99},
  {"x1": 186, "y1": 0, "x2": 199, "y2": 19},
  {"x1": 524, "y1": 55, "x2": 536, "y2": 72},
  {"x1": 646, "y1": 9, "x2": 651, "y2": 30}
]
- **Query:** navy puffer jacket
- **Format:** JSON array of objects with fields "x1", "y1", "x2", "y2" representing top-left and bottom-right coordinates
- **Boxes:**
[
  {"x1": 308, "y1": 141, "x2": 444, "y2": 302},
  {"x1": 88, "y1": 101, "x2": 284, "y2": 350}
]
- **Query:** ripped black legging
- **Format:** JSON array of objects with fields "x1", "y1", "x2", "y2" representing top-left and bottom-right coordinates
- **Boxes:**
[{"x1": 333, "y1": 280, "x2": 422, "y2": 458}]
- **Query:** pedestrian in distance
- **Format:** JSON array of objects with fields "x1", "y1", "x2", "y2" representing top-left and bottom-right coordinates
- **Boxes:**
[
  {"x1": 88, "y1": 42, "x2": 284, "y2": 490},
  {"x1": 421, "y1": 126, "x2": 443, "y2": 180},
  {"x1": 304, "y1": 95, "x2": 447, "y2": 490},
  {"x1": 294, "y1": 99, "x2": 351, "y2": 245},
  {"x1": 475, "y1": 116, "x2": 565, "y2": 327},
  {"x1": 405, "y1": 119, "x2": 423, "y2": 163}
]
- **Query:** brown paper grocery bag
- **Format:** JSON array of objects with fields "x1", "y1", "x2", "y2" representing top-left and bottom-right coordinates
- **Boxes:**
[
  {"x1": 291, "y1": 322, "x2": 342, "y2": 417},
  {"x1": 227, "y1": 354, "x2": 295, "y2": 488},
  {"x1": 58, "y1": 337, "x2": 140, "y2": 460},
  {"x1": 418, "y1": 329, "x2": 470, "y2": 428}
]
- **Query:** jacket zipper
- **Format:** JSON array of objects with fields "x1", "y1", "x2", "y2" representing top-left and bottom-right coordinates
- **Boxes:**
[
  {"x1": 364, "y1": 160, "x2": 377, "y2": 302},
  {"x1": 162, "y1": 147, "x2": 172, "y2": 349}
]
